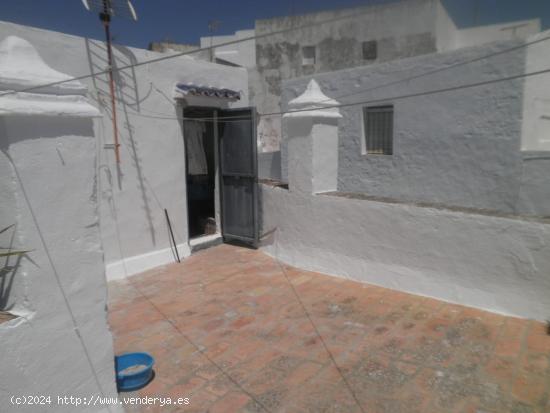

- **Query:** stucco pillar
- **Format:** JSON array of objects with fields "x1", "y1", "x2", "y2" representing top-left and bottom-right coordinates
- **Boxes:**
[
  {"x1": 283, "y1": 79, "x2": 342, "y2": 194},
  {"x1": 0, "y1": 36, "x2": 119, "y2": 406}
]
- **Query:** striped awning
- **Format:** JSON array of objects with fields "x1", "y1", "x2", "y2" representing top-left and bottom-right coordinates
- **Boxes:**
[{"x1": 175, "y1": 83, "x2": 240, "y2": 101}]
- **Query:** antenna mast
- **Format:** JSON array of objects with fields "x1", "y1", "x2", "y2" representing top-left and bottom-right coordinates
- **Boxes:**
[
  {"x1": 101, "y1": 1, "x2": 120, "y2": 163},
  {"x1": 81, "y1": 0, "x2": 138, "y2": 164}
]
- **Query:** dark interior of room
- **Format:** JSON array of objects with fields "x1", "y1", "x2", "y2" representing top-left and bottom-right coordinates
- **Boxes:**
[{"x1": 183, "y1": 107, "x2": 217, "y2": 239}]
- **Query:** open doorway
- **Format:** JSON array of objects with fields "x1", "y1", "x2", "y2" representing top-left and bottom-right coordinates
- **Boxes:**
[{"x1": 183, "y1": 107, "x2": 217, "y2": 239}]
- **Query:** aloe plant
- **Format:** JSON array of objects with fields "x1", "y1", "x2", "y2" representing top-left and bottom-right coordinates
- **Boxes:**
[
  {"x1": 1, "y1": 224, "x2": 30, "y2": 313},
  {"x1": 0, "y1": 225, "x2": 31, "y2": 257}
]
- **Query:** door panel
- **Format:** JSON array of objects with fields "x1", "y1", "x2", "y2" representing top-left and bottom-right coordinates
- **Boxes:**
[
  {"x1": 220, "y1": 117, "x2": 254, "y2": 176},
  {"x1": 218, "y1": 108, "x2": 258, "y2": 246}
]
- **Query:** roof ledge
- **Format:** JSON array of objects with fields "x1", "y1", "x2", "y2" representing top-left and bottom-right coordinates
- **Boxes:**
[
  {"x1": 284, "y1": 79, "x2": 342, "y2": 119},
  {"x1": 0, "y1": 36, "x2": 100, "y2": 117}
]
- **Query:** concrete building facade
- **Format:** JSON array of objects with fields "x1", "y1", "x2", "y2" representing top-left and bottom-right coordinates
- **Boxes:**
[
  {"x1": 147, "y1": 0, "x2": 540, "y2": 154},
  {"x1": 252, "y1": 0, "x2": 540, "y2": 152}
]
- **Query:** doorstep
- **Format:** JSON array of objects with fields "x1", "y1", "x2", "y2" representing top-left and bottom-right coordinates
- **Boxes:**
[{"x1": 189, "y1": 233, "x2": 223, "y2": 253}]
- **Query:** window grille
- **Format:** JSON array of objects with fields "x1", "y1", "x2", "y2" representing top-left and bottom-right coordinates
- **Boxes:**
[
  {"x1": 362, "y1": 40, "x2": 377, "y2": 60},
  {"x1": 302, "y1": 46, "x2": 316, "y2": 66},
  {"x1": 363, "y1": 105, "x2": 393, "y2": 155}
]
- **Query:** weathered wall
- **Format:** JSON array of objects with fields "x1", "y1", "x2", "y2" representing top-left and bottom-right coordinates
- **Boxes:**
[
  {"x1": 517, "y1": 152, "x2": 550, "y2": 217},
  {"x1": 251, "y1": 0, "x2": 540, "y2": 153},
  {"x1": 260, "y1": 185, "x2": 550, "y2": 320},
  {"x1": 0, "y1": 21, "x2": 249, "y2": 279},
  {"x1": 258, "y1": 151, "x2": 282, "y2": 181},
  {"x1": 282, "y1": 40, "x2": 538, "y2": 215},
  {"x1": 0, "y1": 115, "x2": 119, "y2": 410},
  {"x1": 253, "y1": 0, "x2": 441, "y2": 151}
]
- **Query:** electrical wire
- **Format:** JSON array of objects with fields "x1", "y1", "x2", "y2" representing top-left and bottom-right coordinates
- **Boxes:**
[
  {"x1": 324, "y1": 32, "x2": 550, "y2": 105},
  {"x1": 5, "y1": 4, "x2": 544, "y2": 407},
  {"x1": 84, "y1": 27, "x2": 550, "y2": 126},
  {"x1": 6, "y1": 153, "x2": 113, "y2": 412},
  {"x1": 0, "y1": 3, "x2": 392, "y2": 97},
  {"x1": 261, "y1": 65, "x2": 550, "y2": 118},
  {"x1": 100, "y1": 33, "x2": 550, "y2": 123},
  {"x1": 126, "y1": 277, "x2": 272, "y2": 413},
  {"x1": 108, "y1": 64, "x2": 550, "y2": 123},
  {"x1": 274, "y1": 251, "x2": 367, "y2": 413},
  {"x1": 1, "y1": 4, "x2": 547, "y2": 123},
  {"x1": 1, "y1": 9, "x2": 547, "y2": 106}
]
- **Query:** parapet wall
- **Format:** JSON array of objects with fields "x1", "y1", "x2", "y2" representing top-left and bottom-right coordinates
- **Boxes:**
[{"x1": 260, "y1": 184, "x2": 550, "y2": 321}]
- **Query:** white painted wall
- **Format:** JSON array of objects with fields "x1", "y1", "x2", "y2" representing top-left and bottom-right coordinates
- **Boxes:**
[
  {"x1": 0, "y1": 20, "x2": 249, "y2": 280},
  {"x1": 0, "y1": 117, "x2": 120, "y2": 412},
  {"x1": 264, "y1": 80, "x2": 550, "y2": 321},
  {"x1": 260, "y1": 185, "x2": 550, "y2": 321},
  {"x1": 455, "y1": 19, "x2": 541, "y2": 49},
  {"x1": 0, "y1": 30, "x2": 119, "y2": 410},
  {"x1": 282, "y1": 40, "x2": 530, "y2": 214},
  {"x1": 200, "y1": 29, "x2": 256, "y2": 68},
  {"x1": 521, "y1": 29, "x2": 550, "y2": 152},
  {"x1": 435, "y1": 0, "x2": 457, "y2": 52},
  {"x1": 0, "y1": 21, "x2": 248, "y2": 409}
]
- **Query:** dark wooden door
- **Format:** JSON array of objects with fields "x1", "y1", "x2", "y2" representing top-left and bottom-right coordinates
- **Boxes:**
[{"x1": 217, "y1": 108, "x2": 258, "y2": 246}]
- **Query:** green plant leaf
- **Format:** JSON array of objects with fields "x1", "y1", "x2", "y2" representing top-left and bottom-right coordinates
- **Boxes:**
[{"x1": 0, "y1": 250, "x2": 31, "y2": 257}]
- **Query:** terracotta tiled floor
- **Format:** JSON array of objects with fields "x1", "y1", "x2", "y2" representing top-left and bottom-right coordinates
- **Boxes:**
[{"x1": 108, "y1": 244, "x2": 550, "y2": 413}]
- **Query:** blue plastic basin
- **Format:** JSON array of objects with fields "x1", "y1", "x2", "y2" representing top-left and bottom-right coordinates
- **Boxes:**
[{"x1": 115, "y1": 352, "x2": 154, "y2": 392}]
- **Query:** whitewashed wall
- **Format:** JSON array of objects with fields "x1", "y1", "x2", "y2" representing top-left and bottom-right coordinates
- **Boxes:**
[
  {"x1": 282, "y1": 39, "x2": 550, "y2": 217},
  {"x1": 0, "y1": 20, "x2": 248, "y2": 409},
  {"x1": 200, "y1": 29, "x2": 256, "y2": 68},
  {"x1": 455, "y1": 19, "x2": 540, "y2": 49},
  {"x1": 0, "y1": 116, "x2": 119, "y2": 410},
  {"x1": 0, "y1": 21, "x2": 248, "y2": 280},
  {"x1": 260, "y1": 185, "x2": 550, "y2": 321},
  {"x1": 262, "y1": 78, "x2": 550, "y2": 321},
  {"x1": 521, "y1": 29, "x2": 550, "y2": 152}
]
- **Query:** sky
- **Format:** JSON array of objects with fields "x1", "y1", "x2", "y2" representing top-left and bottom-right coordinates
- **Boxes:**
[{"x1": 1, "y1": 0, "x2": 549, "y2": 50}]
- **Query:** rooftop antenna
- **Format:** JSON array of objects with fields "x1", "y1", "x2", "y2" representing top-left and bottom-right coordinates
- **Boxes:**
[
  {"x1": 208, "y1": 20, "x2": 220, "y2": 62},
  {"x1": 81, "y1": 0, "x2": 138, "y2": 164},
  {"x1": 473, "y1": 0, "x2": 479, "y2": 26}
]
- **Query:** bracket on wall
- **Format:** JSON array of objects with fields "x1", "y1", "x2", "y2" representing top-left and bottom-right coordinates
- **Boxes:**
[{"x1": 103, "y1": 143, "x2": 120, "y2": 149}]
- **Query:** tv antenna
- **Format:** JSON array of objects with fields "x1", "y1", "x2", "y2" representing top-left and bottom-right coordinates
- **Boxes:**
[
  {"x1": 81, "y1": 0, "x2": 138, "y2": 164},
  {"x1": 208, "y1": 20, "x2": 221, "y2": 62}
]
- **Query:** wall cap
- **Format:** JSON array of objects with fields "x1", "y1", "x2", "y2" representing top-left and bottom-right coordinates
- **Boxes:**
[
  {"x1": 284, "y1": 79, "x2": 342, "y2": 119},
  {"x1": 0, "y1": 36, "x2": 100, "y2": 117}
]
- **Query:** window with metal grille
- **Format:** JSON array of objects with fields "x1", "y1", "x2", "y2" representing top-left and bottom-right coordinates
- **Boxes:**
[
  {"x1": 363, "y1": 105, "x2": 394, "y2": 155},
  {"x1": 302, "y1": 46, "x2": 316, "y2": 66},
  {"x1": 362, "y1": 40, "x2": 377, "y2": 60}
]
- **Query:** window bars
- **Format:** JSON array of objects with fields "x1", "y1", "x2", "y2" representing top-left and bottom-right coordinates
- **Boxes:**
[{"x1": 363, "y1": 105, "x2": 393, "y2": 155}]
